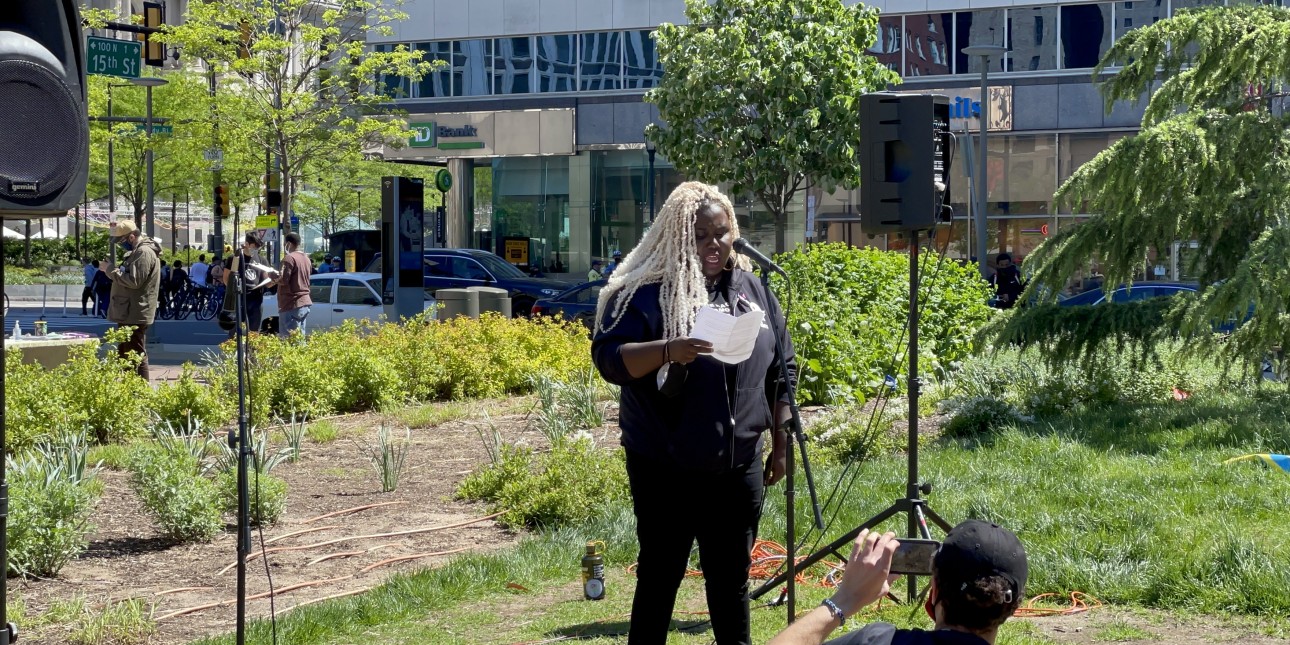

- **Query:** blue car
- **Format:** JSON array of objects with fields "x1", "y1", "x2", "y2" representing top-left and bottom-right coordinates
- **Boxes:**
[
  {"x1": 1059, "y1": 282, "x2": 1199, "y2": 306},
  {"x1": 531, "y1": 280, "x2": 605, "y2": 330}
]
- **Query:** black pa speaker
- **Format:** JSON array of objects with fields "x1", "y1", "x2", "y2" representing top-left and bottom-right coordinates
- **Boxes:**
[
  {"x1": 0, "y1": 0, "x2": 89, "y2": 218},
  {"x1": 860, "y1": 93, "x2": 951, "y2": 234}
]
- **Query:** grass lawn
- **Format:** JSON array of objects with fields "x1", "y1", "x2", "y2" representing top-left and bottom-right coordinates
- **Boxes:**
[{"x1": 194, "y1": 391, "x2": 1290, "y2": 644}]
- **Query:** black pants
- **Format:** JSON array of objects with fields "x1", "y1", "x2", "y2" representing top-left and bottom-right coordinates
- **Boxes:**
[
  {"x1": 229, "y1": 299, "x2": 263, "y2": 339},
  {"x1": 117, "y1": 323, "x2": 149, "y2": 379},
  {"x1": 81, "y1": 286, "x2": 93, "y2": 314},
  {"x1": 625, "y1": 452, "x2": 764, "y2": 645}
]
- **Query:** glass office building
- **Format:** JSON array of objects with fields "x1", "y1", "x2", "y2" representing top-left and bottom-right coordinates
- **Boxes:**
[{"x1": 370, "y1": 0, "x2": 1250, "y2": 282}]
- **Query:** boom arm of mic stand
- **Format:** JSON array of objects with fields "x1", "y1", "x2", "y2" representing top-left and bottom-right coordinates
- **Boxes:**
[{"x1": 763, "y1": 272, "x2": 824, "y2": 531}]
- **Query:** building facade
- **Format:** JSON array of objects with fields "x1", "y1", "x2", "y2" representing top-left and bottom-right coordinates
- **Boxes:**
[{"x1": 370, "y1": 0, "x2": 1240, "y2": 284}]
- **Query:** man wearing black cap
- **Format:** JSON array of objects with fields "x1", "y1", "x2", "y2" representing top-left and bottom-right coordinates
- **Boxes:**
[{"x1": 768, "y1": 520, "x2": 1028, "y2": 645}]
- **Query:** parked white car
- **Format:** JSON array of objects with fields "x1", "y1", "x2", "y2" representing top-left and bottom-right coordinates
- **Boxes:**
[{"x1": 260, "y1": 271, "x2": 436, "y2": 334}]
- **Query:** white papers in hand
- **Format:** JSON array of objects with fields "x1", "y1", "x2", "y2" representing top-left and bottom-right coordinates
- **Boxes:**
[{"x1": 690, "y1": 306, "x2": 764, "y2": 364}]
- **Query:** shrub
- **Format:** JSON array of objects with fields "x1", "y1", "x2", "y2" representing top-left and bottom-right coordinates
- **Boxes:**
[
  {"x1": 456, "y1": 439, "x2": 629, "y2": 530},
  {"x1": 6, "y1": 438, "x2": 101, "y2": 577},
  {"x1": 3, "y1": 349, "x2": 64, "y2": 453},
  {"x1": 216, "y1": 469, "x2": 287, "y2": 526},
  {"x1": 361, "y1": 424, "x2": 412, "y2": 493},
  {"x1": 149, "y1": 363, "x2": 233, "y2": 428},
  {"x1": 213, "y1": 312, "x2": 593, "y2": 418},
  {"x1": 807, "y1": 404, "x2": 902, "y2": 464},
  {"x1": 774, "y1": 243, "x2": 993, "y2": 405},
  {"x1": 940, "y1": 396, "x2": 1030, "y2": 439},
  {"x1": 127, "y1": 445, "x2": 223, "y2": 543},
  {"x1": 61, "y1": 327, "x2": 153, "y2": 444}
]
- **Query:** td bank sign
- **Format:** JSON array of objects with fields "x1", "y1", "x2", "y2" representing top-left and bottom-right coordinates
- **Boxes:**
[{"x1": 409, "y1": 123, "x2": 486, "y2": 151}]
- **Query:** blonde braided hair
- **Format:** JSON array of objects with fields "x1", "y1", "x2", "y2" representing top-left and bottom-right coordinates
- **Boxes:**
[{"x1": 595, "y1": 181, "x2": 752, "y2": 339}]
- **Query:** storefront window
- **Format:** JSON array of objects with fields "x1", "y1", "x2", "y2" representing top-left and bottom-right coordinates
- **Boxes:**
[
  {"x1": 624, "y1": 30, "x2": 663, "y2": 89},
  {"x1": 494, "y1": 37, "x2": 534, "y2": 94},
  {"x1": 375, "y1": 44, "x2": 409, "y2": 99},
  {"x1": 904, "y1": 14, "x2": 952, "y2": 77},
  {"x1": 416, "y1": 41, "x2": 451, "y2": 98},
  {"x1": 490, "y1": 157, "x2": 570, "y2": 273},
  {"x1": 870, "y1": 16, "x2": 903, "y2": 73},
  {"x1": 1057, "y1": 131, "x2": 1131, "y2": 213},
  {"x1": 590, "y1": 151, "x2": 649, "y2": 260},
  {"x1": 451, "y1": 40, "x2": 492, "y2": 97},
  {"x1": 1060, "y1": 4, "x2": 1113, "y2": 68},
  {"x1": 956, "y1": 10, "x2": 1007, "y2": 74},
  {"x1": 536, "y1": 35, "x2": 576, "y2": 93},
  {"x1": 1007, "y1": 6, "x2": 1058, "y2": 71},
  {"x1": 580, "y1": 32, "x2": 623, "y2": 91}
]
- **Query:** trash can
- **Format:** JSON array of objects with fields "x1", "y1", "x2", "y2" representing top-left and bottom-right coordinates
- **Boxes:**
[
  {"x1": 434, "y1": 288, "x2": 479, "y2": 319},
  {"x1": 470, "y1": 286, "x2": 512, "y2": 319}
]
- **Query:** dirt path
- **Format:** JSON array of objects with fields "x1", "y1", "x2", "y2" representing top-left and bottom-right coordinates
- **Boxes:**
[{"x1": 12, "y1": 401, "x2": 548, "y2": 645}]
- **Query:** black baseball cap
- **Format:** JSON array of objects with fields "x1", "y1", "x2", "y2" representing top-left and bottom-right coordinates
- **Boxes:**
[{"x1": 935, "y1": 519, "x2": 1028, "y2": 601}]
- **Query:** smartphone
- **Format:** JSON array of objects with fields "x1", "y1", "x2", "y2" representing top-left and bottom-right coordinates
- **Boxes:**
[{"x1": 889, "y1": 539, "x2": 940, "y2": 576}]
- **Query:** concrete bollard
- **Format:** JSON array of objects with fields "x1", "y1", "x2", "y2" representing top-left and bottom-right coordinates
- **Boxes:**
[
  {"x1": 469, "y1": 286, "x2": 512, "y2": 319},
  {"x1": 434, "y1": 288, "x2": 479, "y2": 319}
]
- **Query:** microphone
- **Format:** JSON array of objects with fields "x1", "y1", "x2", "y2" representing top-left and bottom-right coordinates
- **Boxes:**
[{"x1": 733, "y1": 238, "x2": 787, "y2": 278}]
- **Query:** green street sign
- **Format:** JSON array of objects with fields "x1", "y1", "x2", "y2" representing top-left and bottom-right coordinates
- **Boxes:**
[
  {"x1": 134, "y1": 124, "x2": 173, "y2": 135},
  {"x1": 87, "y1": 36, "x2": 140, "y2": 79}
]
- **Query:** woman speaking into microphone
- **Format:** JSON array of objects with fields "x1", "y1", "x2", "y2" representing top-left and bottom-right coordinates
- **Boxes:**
[{"x1": 592, "y1": 181, "x2": 797, "y2": 645}]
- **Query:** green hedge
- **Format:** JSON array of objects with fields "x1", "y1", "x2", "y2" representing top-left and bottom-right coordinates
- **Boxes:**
[{"x1": 773, "y1": 243, "x2": 994, "y2": 405}]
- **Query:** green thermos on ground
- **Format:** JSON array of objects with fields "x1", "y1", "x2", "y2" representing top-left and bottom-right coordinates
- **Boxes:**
[{"x1": 581, "y1": 541, "x2": 606, "y2": 600}]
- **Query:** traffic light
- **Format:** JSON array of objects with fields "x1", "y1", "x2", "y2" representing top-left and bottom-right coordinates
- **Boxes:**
[
  {"x1": 264, "y1": 172, "x2": 282, "y2": 210},
  {"x1": 238, "y1": 21, "x2": 252, "y2": 60},
  {"x1": 214, "y1": 184, "x2": 230, "y2": 219},
  {"x1": 139, "y1": 1, "x2": 164, "y2": 67}
]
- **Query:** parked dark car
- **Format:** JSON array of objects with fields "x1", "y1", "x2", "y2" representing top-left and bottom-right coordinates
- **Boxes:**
[
  {"x1": 532, "y1": 280, "x2": 605, "y2": 330},
  {"x1": 364, "y1": 249, "x2": 569, "y2": 316},
  {"x1": 1059, "y1": 282, "x2": 1198, "y2": 307}
]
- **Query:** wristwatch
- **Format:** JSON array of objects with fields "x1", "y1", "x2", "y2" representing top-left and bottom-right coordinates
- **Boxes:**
[{"x1": 821, "y1": 598, "x2": 846, "y2": 626}]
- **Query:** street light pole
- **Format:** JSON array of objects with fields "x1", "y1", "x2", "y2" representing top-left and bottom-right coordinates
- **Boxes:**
[
  {"x1": 646, "y1": 143, "x2": 657, "y2": 223},
  {"x1": 962, "y1": 45, "x2": 1007, "y2": 276},
  {"x1": 131, "y1": 77, "x2": 169, "y2": 238}
]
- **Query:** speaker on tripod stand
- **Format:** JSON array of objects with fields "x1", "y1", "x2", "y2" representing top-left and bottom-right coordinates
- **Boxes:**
[
  {"x1": 0, "y1": 3, "x2": 91, "y2": 643},
  {"x1": 752, "y1": 93, "x2": 956, "y2": 607}
]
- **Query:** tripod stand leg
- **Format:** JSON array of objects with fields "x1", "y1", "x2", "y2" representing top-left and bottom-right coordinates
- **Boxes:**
[
  {"x1": 751, "y1": 502, "x2": 902, "y2": 601},
  {"x1": 920, "y1": 502, "x2": 953, "y2": 533}
]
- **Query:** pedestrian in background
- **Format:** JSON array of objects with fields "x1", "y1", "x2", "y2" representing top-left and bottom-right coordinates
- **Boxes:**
[
  {"x1": 271, "y1": 232, "x2": 313, "y2": 339},
  {"x1": 189, "y1": 254, "x2": 210, "y2": 287},
  {"x1": 588, "y1": 260, "x2": 604, "y2": 282},
  {"x1": 989, "y1": 253, "x2": 1024, "y2": 310},
  {"x1": 81, "y1": 257, "x2": 95, "y2": 315},
  {"x1": 224, "y1": 232, "x2": 267, "y2": 339},
  {"x1": 105, "y1": 221, "x2": 162, "y2": 379},
  {"x1": 90, "y1": 260, "x2": 111, "y2": 317},
  {"x1": 319, "y1": 253, "x2": 334, "y2": 273},
  {"x1": 603, "y1": 249, "x2": 623, "y2": 278}
]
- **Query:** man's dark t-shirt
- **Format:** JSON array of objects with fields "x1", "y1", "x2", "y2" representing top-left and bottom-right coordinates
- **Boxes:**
[{"x1": 827, "y1": 623, "x2": 991, "y2": 645}]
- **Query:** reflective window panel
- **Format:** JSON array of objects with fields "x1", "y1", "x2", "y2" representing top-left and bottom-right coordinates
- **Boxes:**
[
  {"x1": 1060, "y1": 4, "x2": 1114, "y2": 68},
  {"x1": 536, "y1": 34, "x2": 577, "y2": 93},
  {"x1": 415, "y1": 41, "x2": 451, "y2": 98},
  {"x1": 624, "y1": 30, "x2": 663, "y2": 89},
  {"x1": 580, "y1": 31, "x2": 623, "y2": 91},
  {"x1": 955, "y1": 10, "x2": 1008, "y2": 74},
  {"x1": 451, "y1": 39, "x2": 492, "y2": 97},
  {"x1": 870, "y1": 16, "x2": 903, "y2": 73},
  {"x1": 1007, "y1": 6, "x2": 1058, "y2": 71},
  {"x1": 494, "y1": 37, "x2": 535, "y2": 94},
  {"x1": 904, "y1": 14, "x2": 952, "y2": 77}
]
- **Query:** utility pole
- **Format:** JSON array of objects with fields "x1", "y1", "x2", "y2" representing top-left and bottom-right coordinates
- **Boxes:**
[
  {"x1": 171, "y1": 193, "x2": 178, "y2": 253},
  {"x1": 208, "y1": 62, "x2": 224, "y2": 256}
]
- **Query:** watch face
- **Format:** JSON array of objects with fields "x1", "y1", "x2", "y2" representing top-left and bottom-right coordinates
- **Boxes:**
[{"x1": 585, "y1": 578, "x2": 605, "y2": 598}]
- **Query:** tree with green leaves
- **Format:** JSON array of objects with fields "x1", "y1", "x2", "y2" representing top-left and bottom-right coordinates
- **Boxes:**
[
  {"x1": 994, "y1": 4, "x2": 1290, "y2": 369},
  {"x1": 646, "y1": 0, "x2": 899, "y2": 252},
  {"x1": 292, "y1": 153, "x2": 443, "y2": 239},
  {"x1": 163, "y1": 0, "x2": 431, "y2": 231}
]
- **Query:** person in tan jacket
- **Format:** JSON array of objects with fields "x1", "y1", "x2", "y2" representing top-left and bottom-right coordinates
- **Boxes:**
[{"x1": 105, "y1": 220, "x2": 162, "y2": 378}]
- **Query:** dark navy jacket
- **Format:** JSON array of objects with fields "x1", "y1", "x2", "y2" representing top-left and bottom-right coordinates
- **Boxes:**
[{"x1": 592, "y1": 269, "x2": 797, "y2": 473}]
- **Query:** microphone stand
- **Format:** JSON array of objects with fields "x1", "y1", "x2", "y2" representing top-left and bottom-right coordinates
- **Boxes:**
[
  {"x1": 229, "y1": 217, "x2": 252, "y2": 645},
  {"x1": 758, "y1": 268, "x2": 824, "y2": 624}
]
